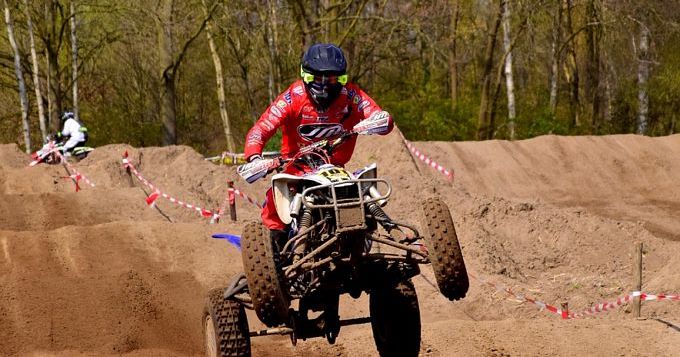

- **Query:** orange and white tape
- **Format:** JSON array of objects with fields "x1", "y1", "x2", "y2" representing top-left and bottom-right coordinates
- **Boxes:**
[
  {"x1": 55, "y1": 150, "x2": 96, "y2": 192},
  {"x1": 404, "y1": 140, "x2": 453, "y2": 181},
  {"x1": 122, "y1": 152, "x2": 214, "y2": 218},
  {"x1": 209, "y1": 186, "x2": 262, "y2": 224},
  {"x1": 471, "y1": 272, "x2": 679, "y2": 319},
  {"x1": 229, "y1": 187, "x2": 262, "y2": 208}
]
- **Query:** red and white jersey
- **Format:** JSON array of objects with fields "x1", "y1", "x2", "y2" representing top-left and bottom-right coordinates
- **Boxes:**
[{"x1": 244, "y1": 80, "x2": 393, "y2": 166}]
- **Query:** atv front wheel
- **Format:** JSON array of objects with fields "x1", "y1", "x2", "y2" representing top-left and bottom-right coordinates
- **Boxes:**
[
  {"x1": 241, "y1": 222, "x2": 290, "y2": 327},
  {"x1": 421, "y1": 197, "x2": 469, "y2": 300},
  {"x1": 370, "y1": 280, "x2": 421, "y2": 357},
  {"x1": 203, "y1": 288, "x2": 251, "y2": 357}
]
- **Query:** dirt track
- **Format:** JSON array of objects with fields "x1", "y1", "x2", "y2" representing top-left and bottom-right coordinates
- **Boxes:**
[{"x1": 1, "y1": 132, "x2": 679, "y2": 356}]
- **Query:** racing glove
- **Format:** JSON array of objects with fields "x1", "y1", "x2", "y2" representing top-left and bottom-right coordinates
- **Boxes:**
[
  {"x1": 238, "y1": 154, "x2": 277, "y2": 184},
  {"x1": 353, "y1": 110, "x2": 391, "y2": 135}
]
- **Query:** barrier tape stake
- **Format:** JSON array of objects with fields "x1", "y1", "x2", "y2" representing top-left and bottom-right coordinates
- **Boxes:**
[
  {"x1": 123, "y1": 151, "x2": 135, "y2": 187},
  {"x1": 561, "y1": 302, "x2": 569, "y2": 320},
  {"x1": 228, "y1": 181, "x2": 237, "y2": 221},
  {"x1": 633, "y1": 241, "x2": 643, "y2": 318},
  {"x1": 60, "y1": 160, "x2": 80, "y2": 192}
]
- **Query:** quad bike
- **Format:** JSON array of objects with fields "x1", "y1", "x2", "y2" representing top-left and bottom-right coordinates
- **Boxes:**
[
  {"x1": 203, "y1": 130, "x2": 468, "y2": 357},
  {"x1": 30, "y1": 139, "x2": 93, "y2": 166}
]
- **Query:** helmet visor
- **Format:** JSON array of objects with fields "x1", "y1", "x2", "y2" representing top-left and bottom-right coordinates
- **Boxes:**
[{"x1": 301, "y1": 68, "x2": 348, "y2": 86}]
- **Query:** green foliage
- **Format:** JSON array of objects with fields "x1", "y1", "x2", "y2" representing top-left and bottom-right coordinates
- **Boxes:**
[{"x1": 1, "y1": 0, "x2": 680, "y2": 152}]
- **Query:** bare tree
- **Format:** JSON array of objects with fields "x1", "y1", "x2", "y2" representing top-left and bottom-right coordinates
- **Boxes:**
[
  {"x1": 70, "y1": 0, "x2": 79, "y2": 119},
  {"x1": 156, "y1": 0, "x2": 215, "y2": 145},
  {"x1": 501, "y1": 0, "x2": 516, "y2": 140},
  {"x1": 636, "y1": 22, "x2": 650, "y2": 135},
  {"x1": 24, "y1": 0, "x2": 47, "y2": 140},
  {"x1": 4, "y1": 0, "x2": 31, "y2": 152},
  {"x1": 264, "y1": 0, "x2": 281, "y2": 102},
  {"x1": 449, "y1": 0, "x2": 460, "y2": 111},
  {"x1": 43, "y1": 0, "x2": 60, "y2": 132},
  {"x1": 477, "y1": 0, "x2": 504, "y2": 140},
  {"x1": 157, "y1": 0, "x2": 176, "y2": 145},
  {"x1": 201, "y1": 0, "x2": 235, "y2": 152},
  {"x1": 288, "y1": 0, "x2": 319, "y2": 47},
  {"x1": 548, "y1": 0, "x2": 563, "y2": 114},
  {"x1": 585, "y1": 0, "x2": 603, "y2": 132},
  {"x1": 563, "y1": 0, "x2": 580, "y2": 128}
]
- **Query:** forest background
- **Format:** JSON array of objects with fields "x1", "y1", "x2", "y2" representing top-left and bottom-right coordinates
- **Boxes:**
[{"x1": 1, "y1": 0, "x2": 679, "y2": 155}]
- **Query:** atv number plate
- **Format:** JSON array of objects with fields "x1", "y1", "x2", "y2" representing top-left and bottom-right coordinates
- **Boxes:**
[{"x1": 318, "y1": 167, "x2": 351, "y2": 182}]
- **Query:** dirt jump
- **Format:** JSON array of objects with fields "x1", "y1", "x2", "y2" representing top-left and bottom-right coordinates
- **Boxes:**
[{"x1": 1, "y1": 131, "x2": 679, "y2": 356}]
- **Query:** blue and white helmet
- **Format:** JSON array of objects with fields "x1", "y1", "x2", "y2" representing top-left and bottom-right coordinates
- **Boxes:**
[{"x1": 61, "y1": 111, "x2": 75, "y2": 124}]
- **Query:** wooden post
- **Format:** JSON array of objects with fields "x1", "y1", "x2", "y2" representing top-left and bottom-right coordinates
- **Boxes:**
[
  {"x1": 126, "y1": 165, "x2": 134, "y2": 187},
  {"x1": 123, "y1": 152, "x2": 134, "y2": 187},
  {"x1": 633, "y1": 241, "x2": 643, "y2": 318},
  {"x1": 228, "y1": 181, "x2": 237, "y2": 221}
]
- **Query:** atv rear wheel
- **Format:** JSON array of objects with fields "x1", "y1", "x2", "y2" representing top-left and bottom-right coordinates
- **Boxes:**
[
  {"x1": 241, "y1": 222, "x2": 290, "y2": 327},
  {"x1": 421, "y1": 197, "x2": 469, "y2": 300},
  {"x1": 203, "y1": 288, "x2": 251, "y2": 357},
  {"x1": 370, "y1": 280, "x2": 421, "y2": 357}
]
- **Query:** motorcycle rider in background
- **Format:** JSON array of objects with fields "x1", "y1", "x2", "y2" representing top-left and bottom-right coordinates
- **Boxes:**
[
  {"x1": 241, "y1": 43, "x2": 394, "y2": 246},
  {"x1": 56, "y1": 111, "x2": 89, "y2": 157}
]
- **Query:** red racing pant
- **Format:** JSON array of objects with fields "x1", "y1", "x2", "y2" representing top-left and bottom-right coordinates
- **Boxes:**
[{"x1": 260, "y1": 164, "x2": 310, "y2": 230}]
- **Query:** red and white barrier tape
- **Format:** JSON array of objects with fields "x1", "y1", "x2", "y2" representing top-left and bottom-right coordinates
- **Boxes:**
[
  {"x1": 209, "y1": 186, "x2": 262, "y2": 224},
  {"x1": 209, "y1": 188, "x2": 233, "y2": 224},
  {"x1": 229, "y1": 187, "x2": 262, "y2": 209},
  {"x1": 471, "y1": 272, "x2": 679, "y2": 320},
  {"x1": 569, "y1": 291, "x2": 680, "y2": 319},
  {"x1": 122, "y1": 153, "x2": 215, "y2": 218},
  {"x1": 55, "y1": 151, "x2": 96, "y2": 192},
  {"x1": 404, "y1": 140, "x2": 453, "y2": 181}
]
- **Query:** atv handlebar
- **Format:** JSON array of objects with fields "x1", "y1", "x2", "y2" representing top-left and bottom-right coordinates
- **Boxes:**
[{"x1": 237, "y1": 130, "x2": 358, "y2": 184}]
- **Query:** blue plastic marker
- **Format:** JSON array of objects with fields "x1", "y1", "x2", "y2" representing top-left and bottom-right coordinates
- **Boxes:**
[{"x1": 212, "y1": 233, "x2": 241, "y2": 250}]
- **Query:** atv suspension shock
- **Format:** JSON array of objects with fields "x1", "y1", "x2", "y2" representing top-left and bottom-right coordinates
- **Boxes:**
[
  {"x1": 367, "y1": 202, "x2": 397, "y2": 232},
  {"x1": 299, "y1": 207, "x2": 313, "y2": 231},
  {"x1": 295, "y1": 207, "x2": 313, "y2": 258}
]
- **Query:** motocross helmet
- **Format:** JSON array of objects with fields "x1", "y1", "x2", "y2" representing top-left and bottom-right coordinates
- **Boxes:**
[
  {"x1": 300, "y1": 43, "x2": 348, "y2": 110},
  {"x1": 60, "y1": 111, "x2": 75, "y2": 126}
]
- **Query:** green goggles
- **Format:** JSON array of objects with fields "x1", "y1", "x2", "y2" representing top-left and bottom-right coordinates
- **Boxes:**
[{"x1": 301, "y1": 67, "x2": 348, "y2": 85}]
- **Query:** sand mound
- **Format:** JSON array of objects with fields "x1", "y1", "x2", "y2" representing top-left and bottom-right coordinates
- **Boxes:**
[{"x1": 1, "y1": 131, "x2": 679, "y2": 356}]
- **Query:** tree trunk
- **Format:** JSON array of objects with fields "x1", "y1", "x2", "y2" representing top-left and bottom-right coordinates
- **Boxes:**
[
  {"x1": 564, "y1": 0, "x2": 580, "y2": 129},
  {"x1": 549, "y1": 0, "x2": 563, "y2": 114},
  {"x1": 158, "y1": 0, "x2": 177, "y2": 145},
  {"x1": 25, "y1": 0, "x2": 47, "y2": 140},
  {"x1": 44, "y1": 0, "x2": 60, "y2": 133},
  {"x1": 636, "y1": 23, "x2": 650, "y2": 135},
  {"x1": 70, "y1": 0, "x2": 79, "y2": 119},
  {"x1": 501, "y1": 0, "x2": 516, "y2": 140},
  {"x1": 449, "y1": 0, "x2": 460, "y2": 111},
  {"x1": 4, "y1": 0, "x2": 31, "y2": 153},
  {"x1": 288, "y1": 0, "x2": 317, "y2": 47},
  {"x1": 225, "y1": 34, "x2": 257, "y2": 121},
  {"x1": 45, "y1": 45, "x2": 53, "y2": 132},
  {"x1": 202, "y1": 0, "x2": 235, "y2": 152},
  {"x1": 265, "y1": 0, "x2": 281, "y2": 102},
  {"x1": 477, "y1": 0, "x2": 504, "y2": 141},
  {"x1": 585, "y1": 0, "x2": 603, "y2": 133}
]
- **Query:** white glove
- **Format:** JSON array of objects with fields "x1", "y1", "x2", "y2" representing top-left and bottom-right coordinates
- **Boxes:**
[
  {"x1": 353, "y1": 110, "x2": 391, "y2": 135},
  {"x1": 237, "y1": 155, "x2": 276, "y2": 184}
]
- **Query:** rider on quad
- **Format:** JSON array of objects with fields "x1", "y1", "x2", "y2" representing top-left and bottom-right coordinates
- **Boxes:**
[
  {"x1": 242, "y1": 43, "x2": 393, "y2": 246},
  {"x1": 56, "y1": 111, "x2": 89, "y2": 158}
]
